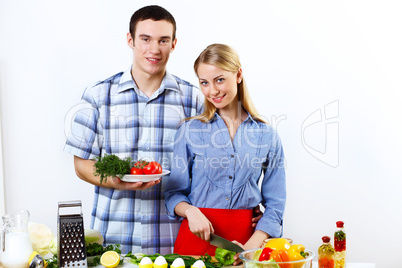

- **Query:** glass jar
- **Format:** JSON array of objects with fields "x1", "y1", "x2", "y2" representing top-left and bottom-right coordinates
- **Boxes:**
[
  {"x1": 318, "y1": 236, "x2": 335, "y2": 268},
  {"x1": 334, "y1": 221, "x2": 346, "y2": 268}
]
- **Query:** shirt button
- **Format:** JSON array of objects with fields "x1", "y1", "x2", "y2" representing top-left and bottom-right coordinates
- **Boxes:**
[
  {"x1": 229, "y1": 176, "x2": 233, "y2": 179},
  {"x1": 225, "y1": 197, "x2": 229, "y2": 200},
  {"x1": 231, "y1": 154, "x2": 235, "y2": 158}
]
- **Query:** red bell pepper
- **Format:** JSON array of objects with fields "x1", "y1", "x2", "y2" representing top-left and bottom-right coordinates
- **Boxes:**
[{"x1": 258, "y1": 247, "x2": 274, "y2": 261}]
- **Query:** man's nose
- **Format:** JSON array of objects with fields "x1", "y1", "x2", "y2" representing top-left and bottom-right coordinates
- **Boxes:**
[{"x1": 149, "y1": 41, "x2": 160, "y2": 53}]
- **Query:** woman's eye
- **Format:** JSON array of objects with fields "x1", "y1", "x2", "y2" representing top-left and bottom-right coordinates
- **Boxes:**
[
  {"x1": 217, "y1": 78, "x2": 224, "y2": 83},
  {"x1": 200, "y1": 81, "x2": 208, "y2": 86}
]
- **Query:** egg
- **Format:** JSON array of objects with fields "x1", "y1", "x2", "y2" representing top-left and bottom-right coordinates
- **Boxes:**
[
  {"x1": 191, "y1": 260, "x2": 206, "y2": 268},
  {"x1": 154, "y1": 256, "x2": 168, "y2": 268},
  {"x1": 171, "y1": 258, "x2": 185, "y2": 268},
  {"x1": 139, "y1": 257, "x2": 153, "y2": 268}
]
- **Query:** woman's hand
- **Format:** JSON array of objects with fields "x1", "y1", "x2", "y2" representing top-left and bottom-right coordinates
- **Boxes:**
[
  {"x1": 231, "y1": 241, "x2": 245, "y2": 266},
  {"x1": 185, "y1": 206, "x2": 214, "y2": 241}
]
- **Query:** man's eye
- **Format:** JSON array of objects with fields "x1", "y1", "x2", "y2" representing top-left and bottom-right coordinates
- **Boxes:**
[
  {"x1": 142, "y1": 38, "x2": 149, "y2": 42},
  {"x1": 160, "y1": 39, "x2": 168, "y2": 44}
]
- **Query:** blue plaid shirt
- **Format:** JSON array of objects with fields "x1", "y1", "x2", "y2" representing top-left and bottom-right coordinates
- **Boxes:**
[
  {"x1": 165, "y1": 113, "x2": 286, "y2": 238},
  {"x1": 64, "y1": 67, "x2": 204, "y2": 254}
]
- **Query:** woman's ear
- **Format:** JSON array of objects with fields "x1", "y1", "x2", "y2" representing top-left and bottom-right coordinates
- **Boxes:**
[{"x1": 237, "y1": 68, "x2": 243, "y2": 83}]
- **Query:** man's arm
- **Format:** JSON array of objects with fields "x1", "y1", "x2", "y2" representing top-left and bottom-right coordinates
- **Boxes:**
[{"x1": 74, "y1": 156, "x2": 160, "y2": 191}]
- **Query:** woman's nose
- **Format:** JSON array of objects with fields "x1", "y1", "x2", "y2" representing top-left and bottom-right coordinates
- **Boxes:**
[{"x1": 210, "y1": 85, "x2": 219, "y2": 95}]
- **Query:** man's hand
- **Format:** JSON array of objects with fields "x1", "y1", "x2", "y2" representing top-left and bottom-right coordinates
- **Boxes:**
[
  {"x1": 74, "y1": 156, "x2": 161, "y2": 190},
  {"x1": 252, "y1": 205, "x2": 263, "y2": 228},
  {"x1": 110, "y1": 177, "x2": 161, "y2": 190}
]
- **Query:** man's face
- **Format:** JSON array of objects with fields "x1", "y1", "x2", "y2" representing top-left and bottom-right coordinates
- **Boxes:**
[{"x1": 127, "y1": 19, "x2": 177, "y2": 78}]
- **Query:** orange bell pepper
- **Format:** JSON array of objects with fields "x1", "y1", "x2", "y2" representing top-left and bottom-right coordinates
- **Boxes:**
[{"x1": 270, "y1": 250, "x2": 291, "y2": 268}]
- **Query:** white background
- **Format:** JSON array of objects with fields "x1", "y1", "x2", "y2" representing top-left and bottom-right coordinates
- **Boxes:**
[{"x1": 1, "y1": 1, "x2": 401, "y2": 267}]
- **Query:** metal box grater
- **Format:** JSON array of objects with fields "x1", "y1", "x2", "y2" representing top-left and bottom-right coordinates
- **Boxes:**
[{"x1": 57, "y1": 201, "x2": 87, "y2": 268}]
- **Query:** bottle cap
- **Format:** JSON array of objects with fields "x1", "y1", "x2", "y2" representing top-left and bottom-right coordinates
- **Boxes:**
[
  {"x1": 336, "y1": 221, "x2": 344, "y2": 227},
  {"x1": 322, "y1": 236, "x2": 331, "y2": 243}
]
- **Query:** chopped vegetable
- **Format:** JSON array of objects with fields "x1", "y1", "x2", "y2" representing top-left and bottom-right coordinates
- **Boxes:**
[
  {"x1": 94, "y1": 154, "x2": 132, "y2": 183},
  {"x1": 215, "y1": 248, "x2": 236, "y2": 266}
]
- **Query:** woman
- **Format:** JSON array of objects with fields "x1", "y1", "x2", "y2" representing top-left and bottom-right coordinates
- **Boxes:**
[{"x1": 165, "y1": 44, "x2": 286, "y2": 258}]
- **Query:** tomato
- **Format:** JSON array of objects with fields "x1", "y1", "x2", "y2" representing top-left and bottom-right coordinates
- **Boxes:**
[
  {"x1": 143, "y1": 161, "x2": 162, "y2": 174},
  {"x1": 130, "y1": 167, "x2": 144, "y2": 175}
]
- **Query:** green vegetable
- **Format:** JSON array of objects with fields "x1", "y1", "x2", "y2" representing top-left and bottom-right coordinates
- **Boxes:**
[
  {"x1": 215, "y1": 248, "x2": 236, "y2": 266},
  {"x1": 94, "y1": 154, "x2": 132, "y2": 184}
]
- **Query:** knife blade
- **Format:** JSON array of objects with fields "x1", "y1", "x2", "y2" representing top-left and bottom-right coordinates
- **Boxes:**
[{"x1": 209, "y1": 233, "x2": 244, "y2": 253}]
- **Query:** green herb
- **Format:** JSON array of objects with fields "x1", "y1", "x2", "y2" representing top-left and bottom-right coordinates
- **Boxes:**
[
  {"x1": 94, "y1": 154, "x2": 132, "y2": 184},
  {"x1": 45, "y1": 254, "x2": 58, "y2": 268}
]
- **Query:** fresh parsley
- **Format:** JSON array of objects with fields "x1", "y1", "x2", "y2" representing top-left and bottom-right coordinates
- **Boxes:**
[{"x1": 94, "y1": 154, "x2": 132, "y2": 184}]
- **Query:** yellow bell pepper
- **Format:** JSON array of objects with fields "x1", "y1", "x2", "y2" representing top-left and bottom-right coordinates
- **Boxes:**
[
  {"x1": 287, "y1": 244, "x2": 306, "y2": 268},
  {"x1": 264, "y1": 238, "x2": 291, "y2": 251}
]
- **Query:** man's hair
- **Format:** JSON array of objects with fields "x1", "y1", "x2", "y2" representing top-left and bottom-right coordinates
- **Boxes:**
[{"x1": 129, "y1": 5, "x2": 176, "y2": 40}]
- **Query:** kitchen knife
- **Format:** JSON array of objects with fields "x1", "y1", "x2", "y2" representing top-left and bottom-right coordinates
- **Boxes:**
[{"x1": 209, "y1": 233, "x2": 244, "y2": 253}]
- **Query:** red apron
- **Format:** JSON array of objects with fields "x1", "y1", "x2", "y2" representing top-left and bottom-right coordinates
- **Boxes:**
[{"x1": 174, "y1": 208, "x2": 254, "y2": 255}]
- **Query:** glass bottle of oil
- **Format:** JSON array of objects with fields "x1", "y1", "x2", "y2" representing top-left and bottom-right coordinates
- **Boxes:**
[
  {"x1": 318, "y1": 236, "x2": 335, "y2": 268},
  {"x1": 334, "y1": 221, "x2": 346, "y2": 268}
]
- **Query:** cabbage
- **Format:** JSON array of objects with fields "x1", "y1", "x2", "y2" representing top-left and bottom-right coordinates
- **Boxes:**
[
  {"x1": 28, "y1": 222, "x2": 57, "y2": 257},
  {"x1": 84, "y1": 229, "x2": 104, "y2": 246}
]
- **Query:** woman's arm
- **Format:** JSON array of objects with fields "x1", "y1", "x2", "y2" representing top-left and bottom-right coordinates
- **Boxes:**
[{"x1": 174, "y1": 202, "x2": 214, "y2": 241}]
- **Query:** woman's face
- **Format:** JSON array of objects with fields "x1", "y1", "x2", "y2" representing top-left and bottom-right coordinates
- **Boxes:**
[{"x1": 197, "y1": 63, "x2": 242, "y2": 111}]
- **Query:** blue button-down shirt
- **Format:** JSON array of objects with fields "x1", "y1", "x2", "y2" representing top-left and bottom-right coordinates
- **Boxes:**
[
  {"x1": 64, "y1": 67, "x2": 204, "y2": 254},
  {"x1": 165, "y1": 113, "x2": 286, "y2": 237}
]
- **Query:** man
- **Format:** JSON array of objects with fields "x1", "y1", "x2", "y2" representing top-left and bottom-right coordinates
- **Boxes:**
[{"x1": 64, "y1": 5, "x2": 261, "y2": 254}]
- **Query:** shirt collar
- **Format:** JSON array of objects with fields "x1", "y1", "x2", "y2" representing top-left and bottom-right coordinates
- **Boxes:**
[
  {"x1": 211, "y1": 111, "x2": 258, "y2": 124},
  {"x1": 117, "y1": 66, "x2": 181, "y2": 94}
]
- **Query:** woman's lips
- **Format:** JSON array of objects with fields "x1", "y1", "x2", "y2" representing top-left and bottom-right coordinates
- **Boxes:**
[{"x1": 212, "y1": 95, "x2": 226, "y2": 103}]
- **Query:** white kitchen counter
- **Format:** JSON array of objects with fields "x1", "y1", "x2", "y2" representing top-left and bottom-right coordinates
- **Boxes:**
[{"x1": 312, "y1": 262, "x2": 375, "y2": 268}]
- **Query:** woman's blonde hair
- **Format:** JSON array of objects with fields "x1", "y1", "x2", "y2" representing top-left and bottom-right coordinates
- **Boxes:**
[{"x1": 190, "y1": 43, "x2": 267, "y2": 124}]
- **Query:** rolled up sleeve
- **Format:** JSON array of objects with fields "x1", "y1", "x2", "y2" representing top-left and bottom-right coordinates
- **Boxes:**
[
  {"x1": 256, "y1": 129, "x2": 286, "y2": 238},
  {"x1": 164, "y1": 124, "x2": 193, "y2": 221}
]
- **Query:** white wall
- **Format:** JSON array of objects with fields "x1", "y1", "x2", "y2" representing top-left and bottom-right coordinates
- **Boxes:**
[{"x1": 1, "y1": 1, "x2": 401, "y2": 267}]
